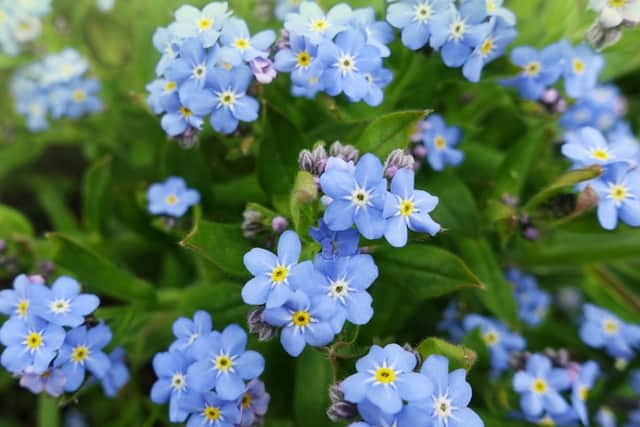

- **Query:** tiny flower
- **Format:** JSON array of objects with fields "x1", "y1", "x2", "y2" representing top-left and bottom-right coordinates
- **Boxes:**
[
  {"x1": 562, "y1": 43, "x2": 604, "y2": 99},
  {"x1": 0, "y1": 316, "x2": 65, "y2": 374},
  {"x1": 54, "y1": 324, "x2": 113, "y2": 392},
  {"x1": 383, "y1": 168, "x2": 440, "y2": 247},
  {"x1": 0, "y1": 274, "x2": 47, "y2": 322},
  {"x1": 19, "y1": 367, "x2": 67, "y2": 397},
  {"x1": 352, "y1": 7, "x2": 394, "y2": 57},
  {"x1": 186, "y1": 324, "x2": 265, "y2": 400},
  {"x1": 561, "y1": 127, "x2": 635, "y2": 168},
  {"x1": 29, "y1": 276, "x2": 99, "y2": 328},
  {"x1": 274, "y1": 34, "x2": 322, "y2": 87},
  {"x1": 99, "y1": 347, "x2": 130, "y2": 398},
  {"x1": 589, "y1": 162, "x2": 640, "y2": 230},
  {"x1": 151, "y1": 350, "x2": 193, "y2": 422},
  {"x1": 65, "y1": 78, "x2": 102, "y2": 119},
  {"x1": 172, "y1": 2, "x2": 232, "y2": 48},
  {"x1": 320, "y1": 153, "x2": 388, "y2": 239},
  {"x1": 506, "y1": 268, "x2": 551, "y2": 327},
  {"x1": 164, "y1": 37, "x2": 218, "y2": 91},
  {"x1": 160, "y1": 85, "x2": 216, "y2": 136},
  {"x1": 560, "y1": 85, "x2": 625, "y2": 133},
  {"x1": 460, "y1": 0, "x2": 517, "y2": 26},
  {"x1": 462, "y1": 17, "x2": 517, "y2": 83},
  {"x1": 420, "y1": 113, "x2": 464, "y2": 171},
  {"x1": 571, "y1": 361, "x2": 599, "y2": 426},
  {"x1": 513, "y1": 354, "x2": 571, "y2": 417},
  {"x1": 180, "y1": 391, "x2": 242, "y2": 427},
  {"x1": 219, "y1": 17, "x2": 276, "y2": 63},
  {"x1": 329, "y1": 141, "x2": 360, "y2": 163},
  {"x1": 579, "y1": 303, "x2": 640, "y2": 359},
  {"x1": 309, "y1": 219, "x2": 360, "y2": 260},
  {"x1": 147, "y1": 176, "x2": 201, "y2": 218},
  {"x1": 589, "y1": 0, "x2": 640, "y2": 28},
  {"x1": 238, "y1": 379, "x2": 270, "y2": 427},
  {"x1": 208, "y1": 67, "x2": 260, "y2": 134},
  {"x1": 169, "y1": 310, "x2": 213, "y2": 355},
  {"x1": 595, "y1": 407, "x2": 617, "y2": 427},
  {"x1": 250, "y1": 57, "x2": 277, "y2": 84},
  {"x1": 386, "y1": 0, "x2": 455, "y2": 50},
  {"x1": 500, "y1": 43, "x2": 565, "y2": 101},
  {"x1": 262, "y1": 290, "x2": 337, "y2": 357},
  {"x1": 340, "y1": 343, "x2": 432, "y2": 414},
  {"x1": 284, "y1": 1, "x2": 353, "y2": 44},
  {"x1": 152, "y1": 25, "x2": 182, "y2": 76}
]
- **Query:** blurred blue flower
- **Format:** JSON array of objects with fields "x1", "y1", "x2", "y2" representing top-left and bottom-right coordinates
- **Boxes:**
[
  {"x1": 386, "y1": 0, "x2": 455, "y2": 50},
  {"x1": 579, "y1": 303, "x2": 640, "y2": 359},
  {"x1": 627, "y1": 410, "x2": 640, "y2": 427},
  {"x1": 29, "y1": 276, "x2": 99, "y2": 328},
  {"x1": 560, "y1": 85, "x2": 625, "y2": 133},
  {"x1": 172, "y1": 2, "x2": 231, "y2": 48},
  {"x1": 219, "y1": 17, "x2": 275, "y2": 63},
  {"x1": 55, "y1": 323, "x2": 112, "y2": 392},
  {"x1": 164, "y1": 37, "x2": 218, "y2": 91},
  {"x1": 506, "y1": 268, "x2": 550, "y2": 327},
  {"x1": 186, "y1": 324, "x2": 265, "y2": 400},
  {"x1": 262, "y1": 290, "x2": 336, "y2": 357},
  {"x1": 562, "y1": 43, "x2": 604, "y2": 99},
  {"x1": 352, "y1": 7, "x2": 394, "y2": 57},
  {"x1": 208, "y1": 67, "x2": 260, "y2": 134},
  {"x1": 500, "y1": 43, "x2": 565, "y2": 100},
  {"x1": 419, "y1": 113, "x2": 464, "y2": 171},
  {"x1": 460, "y1": 0, "x2": 516, "y2": 26},
  {"x1": 513, "y1": 354, "x2": 571, "y2": 417},
  {"x1": 151, "y1": 350, "x2": 193, "y2": 422},
  {"x1": 0, "y1": 274, "x2": 47, "y2": 322},
  {"x1": 65, "y1": 78, "x2": 102, "y2": 119},
  {"x1": 595, "y1": 407, "x2": 617, "y2": 427},
  {"x1": 349, "y1": 399, "x2": 426, "y2": 427},
  {"x1": 383, "y1": 168, "x2": 441, "y2": 247},
  {"x1": 99, "y1": 347, "x2": 130, "y2": 398},
  {"x1": 169, "y1": 310, "x2": 213, "y2": 355},
  {"x1": 238, "y1": 379, "x2": 270, "y2": 427},
  {"x1": 462, "y1": 17, "x2": 517, "y2": 82},
  {"x1": 152, "y1": 25, "x2": 181, "y2": 76},
  {"x1": 571, "y1": 361, "x2": 599, "y2": 426},
  {"x1": 180, "y1": 391, "x2": 241, "y2": 427},
  {"x1": 362, "y1": 67, "x2": 393, "y2": 107},
  {"x1": 437, "y1": 300, "x2": 465, "y2": 343},
  {"x1": 19, "y1": 367, "x2": 66, "y2": 397},
  {"x1": 562, "y1": 127, "x2": 636, "y2": 168},
  {"x1": 147, "y1": 176, "x2": 201, "y2": 218},
  {"x1": 285, "y1": 1, "x2": 353, "y2": 44},
  {"x1": 275, "y1": 0, "x2": 313, "y2": 21},
  {"x1": 309, "y1": 219, "x2": 360, "y2": 260},
  {"x1": 320, "y1": 153, "x2": 387, "y2": 239},
  {"x1": 589, "y1": 162, "x2": 640, "y2": 230},
  {"x1": 340, "y1": 343, "x2": 431, "y2": 414},
  {"x1": 0, "y1": 316, "x2": 65, "y2": 374}
]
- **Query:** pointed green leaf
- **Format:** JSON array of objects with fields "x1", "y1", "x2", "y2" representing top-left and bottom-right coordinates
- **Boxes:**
[
  {"x1": 290, "y1": 170, "x2": 318, "y2": 237},
  {"x1": 524, "y1": 165, "x2": 603, "y2": 211},
  {"x1": 355, "y1": 110, "x2": 428, "y2": 157},
  {"x1": 83, "y1": 156, "x2": 113, "y2": 234},
  {"x1": 417, "y1": 337, "x2": 477, "y2": 371},
  {"x1": 0, "y1": 204, "x2": 34, "y2": 238}
]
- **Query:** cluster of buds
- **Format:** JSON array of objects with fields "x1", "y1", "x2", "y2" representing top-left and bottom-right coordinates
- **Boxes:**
[
  {"x1": 298, "y1": 141, "x2": 360, "y2": 178},
  {"x1": 539, "y1": 88, "x2": 567, "y2": 114},
  {"x1": 242, "y1": 207, "x2": 289, "y2": 241},
  {"x1": 247, "y1": 306, "x2": 278, "y2": 342},
  {"x1": 327, "y1": 383, "x2": 358, "y2": 422},
  {"x1": 383, "y1": 149, "x2": 416, "y2": 180},
  {"x1": 586, "y1": 0, "x2": 639, "y2": 50}
]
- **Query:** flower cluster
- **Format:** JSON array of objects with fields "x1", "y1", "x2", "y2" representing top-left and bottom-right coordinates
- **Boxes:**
[
  {"x1": 147, "y1": 176, "x2": 201, "y2": 218},
  {"x1": 579, "y1": 303, "x2": 640, "y2": 361},
  {"x1": 0, "y1": 274, "x2": 129, "y2": 398},
  {"x1": 150, "y1": 311, "x2": 270, "y2": 426},
  {"x1": 275, "y1": 2, "x2": 393, "y2": 105},
  {"x1": 512, "y1": 354, "x2": 600, "y2": 426},
  {"x1": 10, "y1": 48, "x2": 102, "y2": 132},
  {"x1": 506, "y1": 268, "x2": 551, "y2": 327},
  {"x1": 0, "y1": 0, "x2": 51, "y2": 56},
  {"x1": 411, "y1": 113, "x2": 464, "y2": 171},
  {"x1": 336, "y1": 344, "x2": 483, "y2": 427},
  {"x1": 274, "y1": 0, "x2": 314, "y2": 21},
  {"x1": 560, "y1": 85, "x2": 627, "y2": 133},
  {"x1": 387, "y1": 0, "x2": 517, "y2": 82},
  {"x1": 146, "y1": 2, "x2": 276, "y2": 140}
]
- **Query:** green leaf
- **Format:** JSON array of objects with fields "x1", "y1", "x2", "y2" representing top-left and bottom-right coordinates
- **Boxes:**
[
  {"x1": 524, "y1": 165, "x2": 603, "y2": 211},
  {"x1": 180, "y1": 219, "x2": 252, "y2": 279},
  {"x1": 0, "y1": 204, "x2": 34, "y2": 238},
  {"x1": 37, "y1": 395, "x2": 59, "y2": 427},
  {"x1": 458, "y1": 238, "x2": 520, "y2": 328},
  {"x1": 258, "y1": 103, "x2": 308, "y2": 196},
  {"x1": 355, "y1": 110, "x2": 428, "y2": 157},
  {"x1": 374, "y1": 244, "x2": 485, "y2": 300},
  {"x1": 289, "y1": 171, "x2": 318, "y2": 237},
  {"x1": 83, "y1": 156, "x2": 113, "y2": 234},
  {"x1": 48, "y1": 233, "x2": 156, "y2": 303},
  {"x1": 417, "y1": 337, "x2": 477, "y2": 371},
  {"x1": 582, "y1": 266, "x2": 640, "y2": 323},
  {"x1": 293, "y1": 349, "x2": 332, "y2": 427}
]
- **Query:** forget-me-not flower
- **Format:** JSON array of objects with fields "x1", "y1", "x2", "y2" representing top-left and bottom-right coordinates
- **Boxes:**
[
  {"x1": 238, "y1": 379, "x2": 270, "y2": 427},
  {"x1": 352, "y1": 8, "x2": 394, "y2": 57},
  {"x1": 513, "y1": 354, "x2": 571, "y2": 417},
  {"x1": 0, "y1": 274, "x2": 46, "y2": 322},
  {"x1": 208, "y1": 67, "x2": 259, "y2": 134},
  {"x1": 571, "y1": 361, "x2": 599, "y2": 426},
  {"x1": 19, "y1": 367, "x2": 67, "y2": 397},
  {"x1": 386, "y1": 0, "x2": 455, "y2": 50},
  {"x1": 164, "y1": 37, "x2": 218, "y2": 91},
  {"x1": 29, "y1": 276, "x2": 99, "y2": 328},
  {"x1": 579, "y1": 303, "x2": 640, "y2": 359},
  {"x1": 99, "y1": 347, "x2": 130, "y2": 397},
  {"x1": 500, "y1": 43, "x2": 565, "y2": 100},
  {"x1": 589, "y1": 162, "x2": 640, "y2": 230},
  {"x1": 284, "y1": 1, "x2": 353, "y2": 44},
  {"x1": 561, "y1": 127, "x2": 636, "y2": 168},
  {"x1": 180, "y1": 391, "x2": 241, "y2": 427},
  {"x1": 147, "y1": 176, "x2": 201, "y2": 218},
  {"x1": 562, "y1": 43, "x2": 604, "y2": 99},
  {"x1": 160, "y1": 86, "x2": 216, "y2": 136},
  {"x1": 0, "y1": 316, "x2": 65, "y2": 374},
  {"x1": 172, "y1": 2, "x2": 231, "y2": 48},
  {"x1": 420, "y1": 113, "x2": 464, "y2": 171},
  {"x1": 151, "y1": 350, "x2": 193, "y2": 422},
  {"x1": 219, "y1": 17, "x2": 275, "y2": 63},
  {"x1": 309, "y1": 218, "x2": 360, "y2": 260},
  {"x1": 462, "y1": 17, "x2": 517, "y2": 82},
  {"x1": 169, "y1": 310, "x2": 213, "y2": 355}
]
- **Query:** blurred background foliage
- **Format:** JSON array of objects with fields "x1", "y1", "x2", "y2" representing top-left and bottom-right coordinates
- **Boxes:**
[{"x1": 1, "y1": 0, "x2": 640, "y2": 426}]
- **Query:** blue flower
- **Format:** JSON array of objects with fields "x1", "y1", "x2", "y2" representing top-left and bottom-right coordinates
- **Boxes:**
[
  {"x1": 238, "y1": 379, "x2": 270, "y2": 427},
  {"x1": 386, "y1": 0, "x2": 455, "y2": 50},
  {"x1": 362, "y1": 66, "x2": 393, "y2": 107},
  {"x1": 460, "y1": 0, "x2": 516, "y2": 26},
  {"x1": 500, "y1": 43, "x2": 565, "y2": 100},
  {"x1": 169, "y1": 310, "x2": 213, "y2": 355},
  {"x1": 99, "y1": 347, "x2": 130, "y2": 398},
  {"x1": 274, "y1": 35, "x2": 322, "y2": 88},
  {"x1": 415, "y1": 355, "x2": 484, "y2": 427},
  {"x1": 0, "y1": 316, "x2": 65, "y2": 374},
  {"x1": 172, "y1": 2, "x2": 232, "y2": 48},
  {"x1": 437, "y1": 300, "x2": 465, "y2": 343},
  {"x1": 349, "y1": 399, "x2": 427, "y2": 427},
  {"x1": 160, "y1": 85, "x2": 216, "y2": 136},
  {"x1": 628, "y1": 410, "x2": 640, "y2": 427},
  {"x1": 420, "y1": 113, "x2": 464, "y2": 171},
  {"x1": 0, "y1": 274, "x2": 47, "y2": 322},
  {"x1": 65, "y1": 78, "x2": 102, "y2": 119},
  {"x1": 164, "y1": 37, "x2": 218, "y2": 91},
  {"x1": 309, "y1": 219, "x2": 360, "y2": 260},
  {"x1": 317, "y1": 29, "x2": 383, "y2": 102},
  {"x1": 54, "y1": 323, "x2": 112, "y2": 392},
  {"x1": 562, "y1": 43, "x2": 604, "y2": 99},
  {"x1": 151, "y1": 350, "x2": 193, "y2": 422},
  {"x1": 430, "y1": 6, "x2": 492, "y2": 67},
  {"x1": 320, "y1": 153, "x2": 387, "y2": 239},
  {"x1": 579, "y1": 303, "x2": 640, "y2": 359},
  {"x1": 243, "y1": 230, "x2": 311, "y2": 308},
  {"x1": 513, "y1": 354, "x2": 571, "y2": 417},
  {"x1": 595, "y1": 407, "x2": 617, "y2": 427},
  {"x1": 463, "y1": 314, "x2": 526, "y2": 376},
  {"x1": 506, "y1": 268, "x2": 550, "y2": 327},
  {"x1": 275, "y1": 0, "x2": 310, "y2": 21},
  {"x1": 517, "y1": 410, "x2": 580, "y2": 426},
  {"x1": 310, "y1": 253, "x2": 378, "y2": 332},
  {"x1": 285, "y1": 2, "x2": 353, "y2": 44},
  {"x1": 180, "y1": 391, "x2": 241, "y2": 427},
  {"x1": 147, "y1": 176, "x2": 201, "y2": 218},
  {"x1": 262, "y1": 290, "x2": 337, "y2": 357},
  {"x1": 589, "y1": 162, "x2": 640, "y2": 230},
  {"x1": 145, "y1": 78, "x2": 179, "y2": 115},
  {"x1": 152, "y1": 25, "x2": 181, "y2": 76},
  {"x1": 29, "y1": 276, "x2": 99, "y2": 328},
  {"x1": 340, "y1": 343, "x2": 432, "y2": 414},
  {"x1": 560, "y1": 85, "x2": 625, "y2": 133},
  {"x1": 19, "y1": 367, "x2": 67, "y2": 397},
  {"x1": 208, "y1": 67, "x2": 260, "y2": 134},
  {"x1": 186, "y1": 324, "x2": 265, "y2": 400},
  {"x1": 383, "y1": 168, "x2": 441, "y2": 247},
  {"x1": 352, "y1": 8, "x2": 394, "y2": 57},
  {"x1": 219, "y1": 17, "x2": 275, "y2": 63},
  {"x1": 462, "y1": 17, "x2": 517, "y2": 82},
  {"x1": 561, "y1": 127, "x2": 636, "y2": 168},
  {"x1": 571, "y1": 361, "x2": 599, "y2": 426}
]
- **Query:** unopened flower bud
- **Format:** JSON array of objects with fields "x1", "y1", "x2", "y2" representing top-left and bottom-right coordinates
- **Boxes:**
[
  {"x1": 242, "y1": 209, "x2": 265, "y2": 239},
  {"x1": 38, "y1": 261, "x2": 55, "y2": 277},
  {"x1": 0, "y1": 240, "x2": 5, "y2": 252},
  {"x1": 384, "y1": 149, "x2": 415, "y2": 179},
  {"x1": 327, "y1": 401, "x2": 358, "y2": 422},
  {"x1": 248, "y1": 307, "x2": 277, "y2": 341},
  {"x1": 271, "y1": 216, "x2": 288, "y2": 233},
  {"x1": 28, "y1": 275, "x2": 46, "y2": 285},
  {"x1": 277, "y1": 29, "x2": 290, "y2": 50},
  {"x1": 299, "y1": 143, "x2": 328, "y2": 176},
  {"x1": 509, "y1": 351, "x2": 531, "y2": 371},
  {"x1": 177, "y1": 126, "x2": 199, "y2": 148},
  {"x1": 403, "y1": 344, "x2": 422, "y2": 368},
  {"x1": 576, "y1": 185, "x2": 599, "y2": 213},
  {"x1": 329, "y1": 383, "x2": 344, "y2": 403},
  {"x1": 329, "y1": 141, "x2": 359, "y2": 163},
  {"x1": 413, "y1": 144, "x2": 427, "y2": 159},
  {"x1": 250, "y1": 57, "x2": 277, "y2": 84}
]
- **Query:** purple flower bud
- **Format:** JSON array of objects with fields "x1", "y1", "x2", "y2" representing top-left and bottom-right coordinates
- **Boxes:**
[
  {"x1": 327, "y1": 401, "x2": 358, "y2": 422},
  {"x1": 177, "y1": 126, "x2": 199, "y2": 148},
  {"x1": 554, "y1": 98, "x2": 567, "y2": 114},
  {"x1": 329, "y1": 383, "x2": 344, "y2": 403},
  {"x1": 248, "y1": 307, "x2": 277, "y2": 341},
  {"x1": 277, "y1": 29, "x2": 290, "y2": 50},
  {"x1": 385, "y1": 165, "x2": 398, "y2": 179},
  {"x1": 522, "y1": 226, "x2": 540, "y2": 241},
  {"x1": 271, "y1": 216, "x2": 288, "y2": 233},
  {"x1": 329, "y1": 141, "x2": 359, "y2": 163},
  {"x1": 413, "y1": 144, "x2": 427, "y2": 159},
  {"x1": 541, "y1": 88, "x2": 560, "y2": 104},
  {"x1": 0, "y1": 240, "x2": 5, "y2": 252},
  {"x1": 384, "y1": 149, "x2": 415, "y2": 179},
  {"x1": 28, "y1": 275, "x2": 46, "y2": 285},
  {"x1": 250, "y1": 57, "x2": 277, "y2": 85}
]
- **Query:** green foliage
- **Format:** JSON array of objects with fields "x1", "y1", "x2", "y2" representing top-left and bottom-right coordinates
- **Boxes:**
[{"x1": 417, "y1": 337, "x2": 477, "y2": 372}]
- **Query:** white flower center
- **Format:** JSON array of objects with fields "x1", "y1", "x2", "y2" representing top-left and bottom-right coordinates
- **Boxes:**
[
  {"x1": 216, "y1": 90, "x2": 238, "y2": 108},
  {"x1": 432, "y1": 394, "x2": 453, "y2": 421},
  {"x1": 192, "y1": 64, "x2": 207, "y2": 80},
  {"x1": 414, "y1": 3, "x2": 432, "y2": 23},
  {"x1": 449, "y1": 18, "x2": 466, "y2": 40},
  {"x1": 602, "y1": 318, "x2": 620, "y2": 335},
  {"x1": 350, "y1": 188, "x2": 370, "y2": 207},
  {"x1": 49, "y1": 298, "x2": 71, "y2": 314},
  {"x1": 171, "y1": 373, "x2": 187, "y2": 391},
  {"x1": 337, "y1": 53, "x2": 357, "y2": 74},
  {"x1": 328, "y1": 279, "x2": 350, "y2": 302}
]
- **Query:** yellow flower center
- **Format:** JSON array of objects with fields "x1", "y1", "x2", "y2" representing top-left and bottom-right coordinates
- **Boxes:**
[
  {"x1": 480, "y1": 38, "x2": 494, "y2": 56},
  {"x1": 434, "y1": 135, "x2": 447, "y2": 150},
  {"x1": 203, "y1": 405, "x2": 221, "y2": 421},
  {"x1": 538, "y1": 417, "x2": 555, "y2": 426},
  {"x1": 73, "y1": 89, "x2": 86, "y2": 102},
  {"x1": 483, "y1": 330, "x2": 500, "y2": 346},
  {"x1": 241, "y1": 393, "x2": 252, "y2": 409},
  {"x1": 609, "y1": 0, "x2": 627, "y2": 7},
  {"x1": 532, "y1": 378, "x2": 548, "y2": 394},
  {"x1": 603, "y1": 318, "x2": 620, "y2": 334},
  {"x1": 234, "y1": 38, "x2": 250, "y2": 50},
  {"x1": 579, "y1": 385, "x2": 589, "y2": 401},
  {"x1": 222, "y1": 62, "x2": 233, "y2": 71},
  {"x1": 165, "y1": 194, "x2": 178, "y2": 205},
  {"x1": 180, "y1": 106, "x2": 192, "y2": 117},
  {"x1": 215, "y1": 355, "x2": 233, "y2": 372},
  {"x1": 292, "y1": 310, "x2": 311, "y2": 327},
  {"x1": 71, "y1": 345, "x2": 89, "y2": 363},
  {"x1": 311, "y1": 18, "x2": 328, "y2": 32},
  {"x1": 486, "y1": 0, "x2": 496, "y2": 12},
  {"x1": 220, "y1": 91, "x2": 236, "y2": 106},
  {"x1": 399, "y1": 200, "x2": 414, "y2": 217},
  {"x1": 0, "y1": 10, "x2": 6, "y2": 23},
  {"x1": 198, "y1": 17, "x2": 213, "y2": 31},
  {"x1": 309, "y1": 76, "x2": 319, "y2": 85},
  {"x1": 164, "y1": 81, "x2": 177, "y2": 91},
  {"x1": 450, "y1": 20, "x2": 466, "y2": 39},
  {"x1": 524, "y1": 61, "x2": 541, "y2": 77},
  {"x1": 296, "y1": 51, "x2": 311, "y2": 67},
  {"x1": 375, "y1": 367, "x2": 396, "y2": 384},
  {"x1": 17, "y1": 299, "x2": 29, "y2": 318},
  {"x1": 270, "y1": 265, "x2": 289, "y2": 283},
  {"x1": 591, "y1": 148, "x2": 609, "y2": 160},
  {"x1": 25, "y1": 332, "x2": 43, "y2": 350},
  {"x1": 573, "y1": 58, "x2": 585, "y2": 74}
]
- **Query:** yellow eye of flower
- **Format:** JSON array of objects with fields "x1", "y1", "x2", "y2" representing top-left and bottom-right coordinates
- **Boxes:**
[
  {"x1": 241, "y1": 393, "x2": 252, "y2": 408},
  {"x1": 434, "y1": 135, "x2": 447, "y2": 150},
  {"x1": 572, "y1": 58, "x2": 585, "y2": 74},
  {"x1": 524, "y1": 61, "x2": 541, "y2": 76},
  {"x1": 71, "y1": 345, "x2": 89, "y2": 363},
  {"x1": 198, "y1": 17, "x2": 212, "y2": 31},
  {"x1": 165, "y1": 81, "x2": 177, "y2": 91},
  {"x1": 17, "y1": 300, "x2": 29, "y2": 318},
  {"x1": 374, "y1": 367, "x2": 396, "y2": 384},
  {"x1": 399, "y1": 200, "x2": 414, "y2": 217},
  {"x1": 270, "y1": 265, "x2": 289, "y2": 283},
  {"x1": 180, "y1": 106, "x2": 192, "y2": 117},
  {"x1": 532, "y1": 378, "x2": 548, "y2": 394},
  {"x1": 609, "y1": 0, "x2": 627, "y2": 8},
  {"x1": 481, "y1": 38, "x2": 494, "y2": 56},
  {"x1": 165, "y1": 194, "x2": 178, "y2": 205},
  {"x1": 311, "y1": 19, "x2": 328, "y2": 32},
  {"x1": 292, "y1": 310, "x2": 311, "y2": 327},
  {"x1": 603, "y1": 318, "x2": 620, "y2": 334},
  {"x1": 296, "y1": 51, "x2": 311, "y2": 67},
  {"x1": 219, "y1": 91, "x2": 236, "y2": 106},
  {"x1": 25, "y1": 332, "x2": 43, "y2": 350},
  {"x1": 203, "y1": 405, "x2": 221, "y2": 421},
  {"x1": 215, "y1": 355, "x2": 233, "y2": 372},
  {"x1": 234, "y1": 38, "x2": 250, "y2": 50},
  {"x1": 73, "y1": 89, "x2": 86, "y2": 102},
  {"x1": 486, "y1": 0, "x2": 496, "y2": 12},
  {"x1": 538, "y1": 417, "x2": 555, "y2": 426},
  {"x1": 579, "y1": 385, "x2": 589, "y2": 401},
  {"x1": 484, "y1": 330, "x2": 500, "y2": 346},
  {"x1": 591, "y1": 149, "x2": 609, "y2": 160}
]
